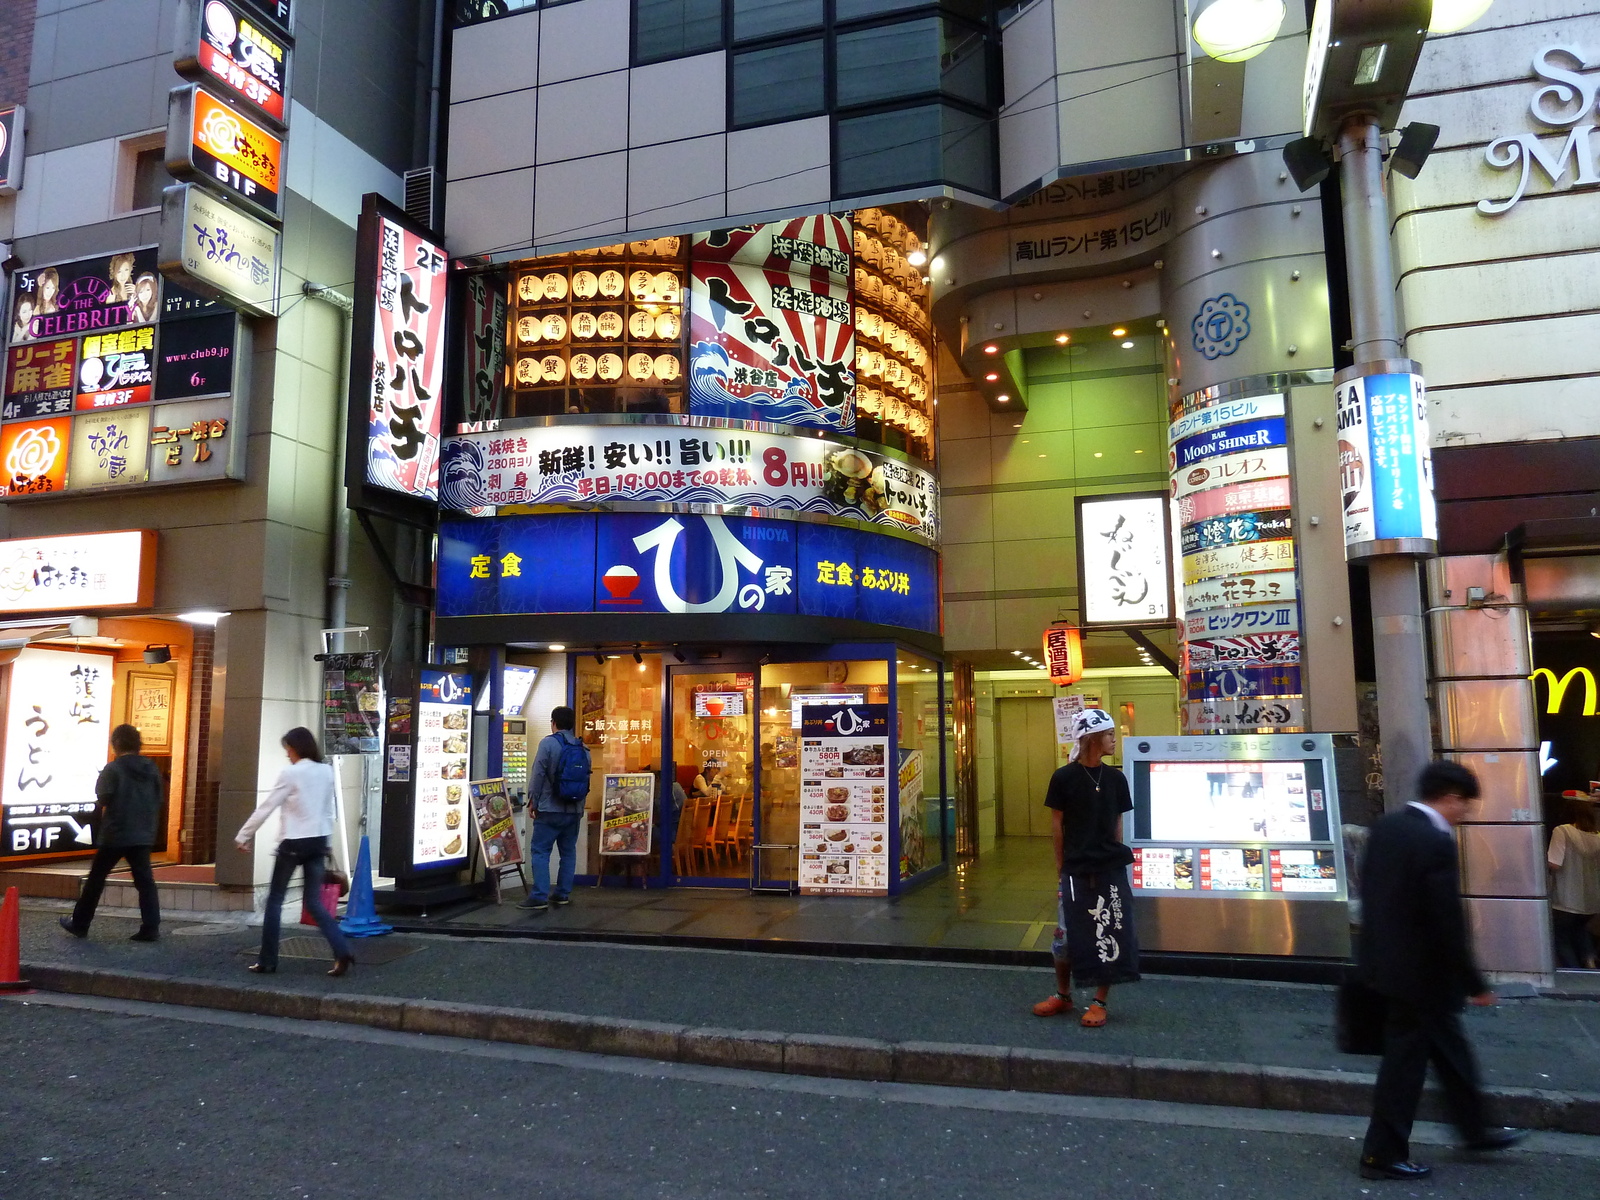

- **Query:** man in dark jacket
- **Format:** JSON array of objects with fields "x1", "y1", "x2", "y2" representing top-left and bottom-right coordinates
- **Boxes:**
[
  {"x1": 59, "y1": 725, "x2": 163, "y2": 942},
  {"x1": 1356, "y1": 760, "x2": 1523, "y2": 1180},
  {"x1": 517, "y1": 706, "x2": 590, "y2": 913}
]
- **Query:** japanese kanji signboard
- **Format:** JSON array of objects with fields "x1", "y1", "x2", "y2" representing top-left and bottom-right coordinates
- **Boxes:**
[
  {"x1": 175, "y1": 0, "x2": 291, "y2": 127},
  {"x1": 1076, "y1": 493, "x2": 1172, "y2": 626},
  {"x1": 166, "y1": 84, "x2": 284, "y2": 222},
  {"x1": 348, "y1": 194, "x2": 447, "y2": 515},
  {"x1": 440, "y1": 424, "x2": 938, "y2": 544}
]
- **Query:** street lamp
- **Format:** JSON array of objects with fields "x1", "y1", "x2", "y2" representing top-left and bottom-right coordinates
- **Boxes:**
[
  {"x1": 1427, "y1": 0, "x2": 1495, "y2": 34},
  {"x1": 1192, "y1": 0, "x2": 1288, "y2": 63}
]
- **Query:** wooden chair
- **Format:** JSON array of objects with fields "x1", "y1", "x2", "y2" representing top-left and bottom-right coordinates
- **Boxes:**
[
  {"x1": 672, "y1": 799, "x2": 702, "y2": 877},
  {"x1": 692, "y1": 797, "x2": 719, "y2": 874},
  {"x1": 733, "y1": 798, "x2": 755, "y2": 863},
  {"x1": 719, "y1": 796, "x2": 745, "y2": 864}
]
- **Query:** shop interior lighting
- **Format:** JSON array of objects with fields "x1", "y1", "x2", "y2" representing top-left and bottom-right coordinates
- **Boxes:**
[
  {"x1": 1428, "y1": 0, "x2": 1494, "y2": 34},
  {"x1": 548, "y1": 643, "x2": 566, "y2": 651},
  {"x1": 176, "y1": 611, "x2": 228, "y2": 625},
  {"x1": 983, "y1": 344, "x2": 999, "y2": 354},
  {"x1": 1121, "y1": 340, "x2": 1135, "y2": 349},
  {"x1": 594, "y1": 649, "x2": 605, "y2": 664},
  {"x1": 1191, "y1": 0, "x2": 1286, "y2": 63},
  {"x1": 632, "y1": 646, "x2": 644, "y2": 665},
  {"x1": 1588, "y1": 623, "x2": 1600, "y2": 639}
]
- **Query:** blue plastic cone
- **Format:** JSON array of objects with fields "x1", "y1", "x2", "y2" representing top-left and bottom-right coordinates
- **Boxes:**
[{"x1": 339, "y1": 835, "x2": 392, "y2": 937}]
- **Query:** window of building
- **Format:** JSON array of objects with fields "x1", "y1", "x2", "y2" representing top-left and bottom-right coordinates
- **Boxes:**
[
  {"x1": 836, "y1": 102, "x2": 994, "y2": 196},
  {"x1": 114, "y1": 133, "x2": 170, "y2": 215},
  {"x1": 731, "y1": 38, "x2": 827, "y2": 126},
  {"x1": 733, "y1": 0, "x2": 825, "y2": 42},
  {"x1": 634, "y1": 0, "x2": 724, "y2": 62}
]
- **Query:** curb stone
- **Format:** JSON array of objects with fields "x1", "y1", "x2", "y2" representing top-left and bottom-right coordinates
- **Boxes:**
[{"x1": 17, "y1": 960, "x2": 1600, "y2": 1136}]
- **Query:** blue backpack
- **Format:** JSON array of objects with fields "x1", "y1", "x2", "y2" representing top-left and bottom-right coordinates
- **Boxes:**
[{"x1": 551, "y1": 733, "x2": 591, "y2": 807}]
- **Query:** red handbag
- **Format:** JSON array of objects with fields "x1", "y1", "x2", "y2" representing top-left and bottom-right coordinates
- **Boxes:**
[{"x1": 299, "y1": 879, "x2": 343, "y2": 926}]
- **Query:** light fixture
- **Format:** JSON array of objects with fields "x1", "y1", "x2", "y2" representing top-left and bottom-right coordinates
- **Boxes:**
[
  {"x1": 1192, "y1": 0, "x2": 1286, "y2": 63},
  {"x1": 1428, "y1": 0, "x2": 1494, "y2": 34},
  {"x1": 548, "y1": 643, "x2": 567, "y2": 652},
  {"x1": 1589, "y1": 623, "x2": 1600, "y2": 640},
  {"x1": 907, "y1": 248, "x2": 928, "y2": 267},
  {"x1": 176, "y1": 610, "x2": 228, "y2": 625},
  {"x1": 1282, "y1": 135, "x2": 1335, "y2": 191},
  {"x1": 1111, "y1": 327, "x2": 1127, "y2": 337},
  {"x1": 143, "y1": 645, "x2": 172, "y2": 665},
  {"x1": 983, "y1": 344, "x2": 998, "y2": 354},
  {"x1": 1121, "y1": 340, "x2": 1135, "y2": 349},
  {"x1": 984, "y1": 372, "x2": 999, "y2": 381},
  {"x1": 672, "y1": 645, "x2": 686, "y2": 663},
  {"x1": 997, "y1": 394, "x2": 1009, "y2": 402},
  {"x1": 1390, "y1": 121, "x2": 1440, "y2": 180},
  {"x1": 632, "y1": 646, "x2": 643, "y2": 665},
  {"x1": 1054, "y1": 333, "x2": 1070, "y2": 344},
  {"x1": 594, "y1": 648, "x2": 605, "y2": 664}
]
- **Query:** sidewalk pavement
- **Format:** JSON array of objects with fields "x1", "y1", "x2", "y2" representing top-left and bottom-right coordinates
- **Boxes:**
[{"x1": 9, "y1": 904, "x2": 1600, "y2": 1134}]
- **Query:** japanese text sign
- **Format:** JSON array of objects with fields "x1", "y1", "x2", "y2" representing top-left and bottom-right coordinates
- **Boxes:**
[
  {"x1": 0, "y1": 530, "x2": 156, "y2": 614},
  {"x1": 68, "y1": 408, "x2": 152, "y2": 489},
  {"x1": 0, "y1": 648, "x2": 114, "y2": 857},
  {"x1": 1335, "y1": 371, "x2": 1435, "y2": 556},
  {"x1": 159, "y1": 182, "x2": 280, "y2": 316},
  {"x1": 413, "y1": 670, "x2": 472, "y2": 870},
  {"x1": 0, "y1": 418, "x2": 71, "y2": 496},
  {"x1": 75, "y1": 325, "x2": 155, "y2": 411},
  {"x1": 441, "y1": 424, "x2": 937, "y2": 544},
  {"x1": 168, "y1": 84, "x2": 283, "y2": 220},
  {"x1": 354, "y1": 198, "x2": 447, "y2": 504},
  {"x1": 1077, "y1": 493, "x2": 1172, "y2": 626},
  {"x1": 178, "y1": 0, "x2": 291, "y2": 127},
  {"x1": 4, "y1": 338, "x2": 77, "y2": 421},
  {"x1": 9, "y1": 249, "x2": 160, "y2": 344}
]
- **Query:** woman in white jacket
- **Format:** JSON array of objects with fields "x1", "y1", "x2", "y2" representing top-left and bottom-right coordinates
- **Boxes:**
[{"x1": 236, "y1": 727, "x2": 355, "y2": 975}]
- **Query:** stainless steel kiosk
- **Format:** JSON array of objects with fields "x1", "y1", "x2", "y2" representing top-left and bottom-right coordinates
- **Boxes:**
[{"x1": 1122, "y1": 733, "x2": 1350, "y2": 958}]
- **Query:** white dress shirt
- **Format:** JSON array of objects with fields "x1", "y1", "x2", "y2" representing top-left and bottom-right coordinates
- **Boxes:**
[
  {"x1": 237, "y1": 757, "x2": 338, "y2": 844},
  {"x1": 1407, "y1": 800, "x2": 1452, "y2": 835}
]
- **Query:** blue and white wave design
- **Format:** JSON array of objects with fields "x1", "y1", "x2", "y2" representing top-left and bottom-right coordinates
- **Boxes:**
[
  {"x1": 439, "y1": 440, "x2": 492, "y2": 512},
  {"x1": 688, "y1": 340, "x2": 850, "y2": 432}
]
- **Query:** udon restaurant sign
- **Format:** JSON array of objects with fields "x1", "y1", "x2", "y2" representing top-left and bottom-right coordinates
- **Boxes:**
[
  {"x1": 167, "y1": 84, "x2": 284, "y2": 221},
  {"x1": 440, "y1": 424, "x2": 938, "y2": 544}
]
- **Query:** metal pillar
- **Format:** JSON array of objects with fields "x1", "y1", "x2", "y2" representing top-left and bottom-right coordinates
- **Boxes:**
[{"x1": 1337, "y1": 114, "x2": 1431, "y2": 811}]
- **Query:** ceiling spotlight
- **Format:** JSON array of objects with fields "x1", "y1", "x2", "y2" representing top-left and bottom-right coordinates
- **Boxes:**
[
  {"x1": 594, "y1": 649, "x2": 605, "y2": 664},
  {"x1": 176, "y1": 610, "x2": 228, "y2": 625},
  {"x1": 672, "y1": 645, "x2": 687, "y2": 662},
  {"x1": 1054, "y1": 334, "x2": 1070, "y2": 344},
  {"x1": 1111, "y1": 327, "x2": 1128, "y2": 337},
  {"x1": 984, "y1": 372, "x2": 999, "y2": 381},
  {"x1": 1121, "y1": 340, "x2": 1135, "y2": 349},
  {"x1": 907, "y1": 248, "x2": 928, "y2": 267},
  {"x1": 983, "y1": 344, "x2": 999, "y2": 354},
  {"x1": 143, "y1": 645, "x2": 172, "y2": 665},
  {"x1": 548, "y1": 643, "x2": 567, "y2": 652},
  {"x1": 632, "y1": 646, "x2": 644, "y2": 665},
  {"x1": 997, "y1": 394, "x2": 1009, "y2": 402}
]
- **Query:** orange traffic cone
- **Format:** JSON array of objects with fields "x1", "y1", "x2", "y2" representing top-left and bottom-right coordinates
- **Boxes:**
[{"x1": 0, "y1": 885, "x2": 30, "y2": 993}]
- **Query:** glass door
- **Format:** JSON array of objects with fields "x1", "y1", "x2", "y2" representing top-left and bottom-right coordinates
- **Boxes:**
[{"x1": 668, "y1": 668, "x2": 757, "y2": 883}]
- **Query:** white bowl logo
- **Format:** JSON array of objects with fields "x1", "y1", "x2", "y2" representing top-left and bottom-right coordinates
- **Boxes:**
[
  {"x1": 204, "y1": 1, "x2": 238, "y2": 48},
  {"x1": 7, "y1": 426, "x2": 63, "y2": 480},
  {"x1": 199, "y1": 104, "x2": 243, "y2": 155}
]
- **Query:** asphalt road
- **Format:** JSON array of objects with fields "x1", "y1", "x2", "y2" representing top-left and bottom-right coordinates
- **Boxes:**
[{"x1": 2, "y1": 995, "x2": 1596, "y2": 1200}]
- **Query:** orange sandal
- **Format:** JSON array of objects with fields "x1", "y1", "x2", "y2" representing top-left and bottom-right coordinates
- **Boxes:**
[
  {"x1": 1080, "y1": 999, "x2": 1108, "y2": 1028},
  {"x1": 1032, "y1": 993, "x2": 1075, "y2": 1017}
]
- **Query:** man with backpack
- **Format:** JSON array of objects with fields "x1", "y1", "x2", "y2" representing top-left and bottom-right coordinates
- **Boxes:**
[{"x1": 519, "y1": 705, "x2": 592, "y2": 912}]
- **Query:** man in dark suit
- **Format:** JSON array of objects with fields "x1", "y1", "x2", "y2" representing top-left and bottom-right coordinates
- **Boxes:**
[{"x1": 1357, "y1": 760, "x2": 1524, "y2": 1180}]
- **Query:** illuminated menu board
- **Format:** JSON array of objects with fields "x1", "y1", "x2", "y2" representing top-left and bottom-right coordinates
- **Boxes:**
[
  {"x1": 412, "y1": 670, "x2": 472, "y2": 870},
  {"x1": 797, "y1": 703, "x2": 890, "y2": 895}
]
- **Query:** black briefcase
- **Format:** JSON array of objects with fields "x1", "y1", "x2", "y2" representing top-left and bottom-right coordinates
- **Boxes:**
[{"x1": 1335, "y1": 976, "x2": 1388, "y2": 1056}]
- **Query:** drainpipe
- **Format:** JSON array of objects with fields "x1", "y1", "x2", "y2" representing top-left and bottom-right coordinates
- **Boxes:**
[{"x1": 303, "y1": 281, "x2": 354, "y2": 653}]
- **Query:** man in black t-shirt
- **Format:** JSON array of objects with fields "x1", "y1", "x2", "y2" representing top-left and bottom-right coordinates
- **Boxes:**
[{"x1": 1030, "y1": 708, "x2": 1140, "y2": 1027}]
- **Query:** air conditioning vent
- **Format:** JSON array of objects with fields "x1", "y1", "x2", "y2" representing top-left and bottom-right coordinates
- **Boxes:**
[{"x1": 403, "y1": 167, "x2": 436, "y2": 231}]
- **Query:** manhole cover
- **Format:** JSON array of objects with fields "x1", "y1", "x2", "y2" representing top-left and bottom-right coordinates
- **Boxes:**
[{"x1": 239, "y1": 936, "x2": 421, "y2": 965}]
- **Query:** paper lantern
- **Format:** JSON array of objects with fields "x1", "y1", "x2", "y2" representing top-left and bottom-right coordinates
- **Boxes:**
[{"x1": 1043, "y1": 624, "x2": 1084, "y2": 685}]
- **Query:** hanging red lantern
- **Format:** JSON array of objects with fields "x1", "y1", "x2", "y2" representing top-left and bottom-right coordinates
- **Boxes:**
[{"x1": 1043, "y1": 624, "x2": 1083, "y2": 685}]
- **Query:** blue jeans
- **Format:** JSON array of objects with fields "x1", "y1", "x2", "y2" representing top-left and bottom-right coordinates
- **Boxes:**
[
  {"x1": 528, "y1": 810, "x2": 581, "y2": 903},
  {"x1": 260, "y1": 836, "x2": 352, "y2": 969}
]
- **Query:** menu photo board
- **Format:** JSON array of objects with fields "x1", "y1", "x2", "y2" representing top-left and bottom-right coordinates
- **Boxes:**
[
  {"x1": 347, "y1": 194, "x2": 447, "y2": 519},
  {"x1": 797, "y1": 703, "x2": 891, "y2": 895},
  {"x1": 166, "y1": 83, "x2": 283, "y2": 222},
  {"x1": 468, "y1": 776, "x2": 524, "y2": 870},
  {"x1": 599, "y1": 773, "x2": 655, "y2": 856},
  {"x1": 322, "y1": 651, "x2": 382, "y2": 754},
  {"x1": 412, "y1": 670, "x2": 472, "y2": 870}
]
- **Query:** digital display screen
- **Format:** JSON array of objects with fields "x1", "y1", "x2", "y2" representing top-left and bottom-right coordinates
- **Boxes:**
[
  {"x1": 1131, "y1": 759, "x2": 1330, "y2": 844},
  {"x1": 790, "y1": 692, "x2": 865, "y2": 729},
  {"x1": 693, "y1": 691, "x2": 746, "y2": 718},
  {"x1": 501, "y1": 665, "x2": 539, "y2": 717}
]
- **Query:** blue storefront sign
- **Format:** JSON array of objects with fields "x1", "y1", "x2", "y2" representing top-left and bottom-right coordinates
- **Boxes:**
[
  {"x1": 1172, "y1": 417, "x2": 1287, "y2": 470},
  {"x1": 439, "y1": 513, "x2": 939, "y2": 635},
  {"x1": 1335, "y1": 371, "x2": 1435, "y2": 555}
]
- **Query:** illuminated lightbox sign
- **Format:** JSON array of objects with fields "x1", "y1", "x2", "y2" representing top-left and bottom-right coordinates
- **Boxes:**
[
  {"x1": 0, "y1": 530, "x2": 157, "y2": 613},
  {"x1": 438, "y1": 513, "x2": 939, "y2": 635},
  {"x1": 413, "y1": 670, "x2": 472, "y2": 870},
  {"x1": 440, "y1": 424, "x2": 938, "y2": 544},
  {"x1": 0, "y1": 104, "x2": 22, "y2": 196},
  {"x1": 167, "y1": 84, "x2": 283, "y2": 221},
  {"x1": 4, "y1": 338, "x2": 77, "y2": 420},
  {"x1": 177, "y1": 0, "x2": 291, "y2": 127},
  {"x1": 0, "y1": 417, "x2": 70, "y2": 496},
  {"x1": 0, "y1": 648, "x2": 115, "y2": 857},
  {"x1": 154, "y1": 312, "x2": 237, "y2": 400},
  {"x1": 75, "y1": 326, "x2": 155, "y2": 411},
  {"x1": 350, "y1": 196, "x2": 447, "y2": 505},
  {"x1": 1076, "y1": 493, "x2": 1172, "y2": 626},
  {"x1": 1335, "y1": 370, "x2": 1436, "y2": 556},
  {"x1": 9, "y1": 249, "x2": 160, "y2": 344},
  {"x1": 159, "y1": 182, "x2": 280, "y2": 317}
]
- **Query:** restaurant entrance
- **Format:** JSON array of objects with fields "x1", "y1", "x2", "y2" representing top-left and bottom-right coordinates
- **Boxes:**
[{"x1": 668, "y1": 666, "x2": 757, "y2": 884}]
